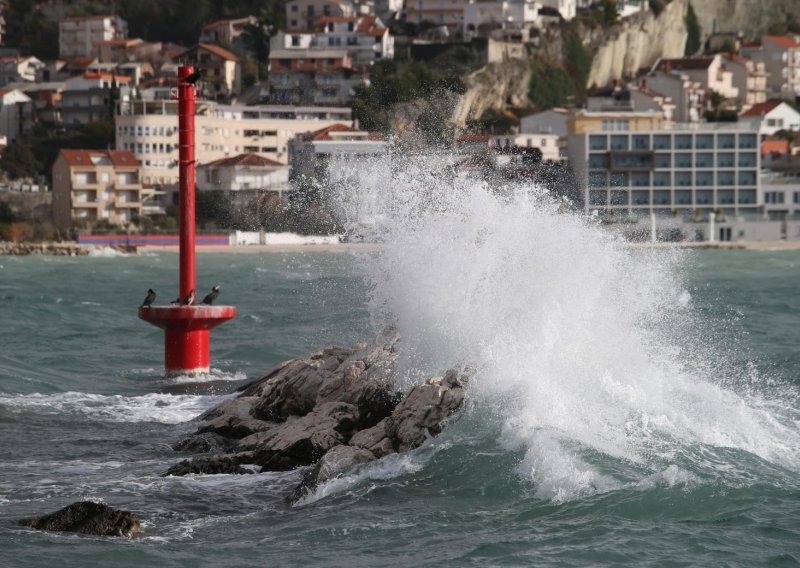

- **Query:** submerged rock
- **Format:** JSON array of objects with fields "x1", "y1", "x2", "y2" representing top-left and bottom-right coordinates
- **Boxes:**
[
  {"x1": 20, "y1": 501, "x2": 141, "y2": 538},
  {"x1": 164, "y1": 328, "x2": 468, "y2": 498}
]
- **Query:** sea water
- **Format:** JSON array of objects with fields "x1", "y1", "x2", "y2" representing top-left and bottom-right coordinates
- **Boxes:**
[{"x1": 1, "y1": 164, "x2": 799, "y2": 565}]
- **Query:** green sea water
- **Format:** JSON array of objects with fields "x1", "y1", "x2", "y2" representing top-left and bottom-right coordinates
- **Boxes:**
[{"x1": 0, "y1": 249, "x2": 798, "y2": 567}]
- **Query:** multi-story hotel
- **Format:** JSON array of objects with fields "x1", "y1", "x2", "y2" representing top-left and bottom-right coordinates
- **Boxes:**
[
  {"x1": 115, "y1": 100, "x2": 352, "y2": 185},
  {"x1": 52, "y1": 149, "x2": 143, "y2": 229},
  {"x1": 568, "y1": 117, "x2": 761, "y2": 220}
]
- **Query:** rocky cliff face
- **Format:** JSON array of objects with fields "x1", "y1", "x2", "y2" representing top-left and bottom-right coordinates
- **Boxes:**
[
  {"x1": 451, "y1": 58, "x2": 532, "y2": 127},
  {"x1": 586, "y1": 0, "x2": 688, "y2": 88},
  {"x1": 691, "y1": 0, "x2": 800, "y2": 40}
]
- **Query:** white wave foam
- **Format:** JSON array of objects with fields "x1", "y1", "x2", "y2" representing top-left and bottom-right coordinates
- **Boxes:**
[
  {"x1": 87, "y1": 247, "x2": 132, "y2": 258},
  {"x1": 0, "y1": 391, "x2": 229, "y2": 424},
  {"x1": 163, "y1": 368, "x2": 248, "y2": 386},
  {"x1": 333, "y1": 152, "x2": 800, "y2": 502}
]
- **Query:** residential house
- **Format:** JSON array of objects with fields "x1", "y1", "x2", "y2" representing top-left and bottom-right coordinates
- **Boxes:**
[
  {"x1": 52, "y1": 149, "x2": 142, "y2": 229},
  {"x1": 722, "y1": 53, "x2": 768, "y2": 112},
  {"x1": 0, "y1": 55, "x2": 45, "y2": 86},
  {"x1": 740, "y1": 100, "x2": 800, "y2": 136},
  {"x1": 199, "y1": 17, "x2": 257, "y2": 53},
  {"x1": 59, "y1": 15, "x2": 128, "y2": 59},
  {"x1": 36, "y1": 60, "x2": 67, "y2": 82},
  {"x1": 406, "y1": 0, "x2": 471, "y2": 31},
  {"x1": 176, "y1": 44, "x2": 241, "y2": 101},
  {"x1": 651, "y1": 55, "x2": 738, "y2": 102},
  {"x1": 520, "y1": 108, "x2": 569, "y2": 137},
  {"x1": 197, "y1": 153, "x2": 290, "y2": 206},
  {"x1": 0, "y1": 88, "x2": 33, "y2": 142},
  {"x1": 741, "y1": 35, "x2": 800, "y2": 102},
  {"x1": 289, "y1": 123, "x2": 387, "y2": 187},
  {"x1": 95, "y1": 38, "x2": 161, "y2": 64},
  {"x1": 645, "y1": 66, "x2": 704, "y2": 123},
  {"x1": 115, "y1": 99, "x2": 352, "y2": 184},
  {"x1": 63, "y1": 71, "x2": 132, "y2": 126},
  {"x1": 10, "y1": 82, "x2": 64, "y2": 128}
]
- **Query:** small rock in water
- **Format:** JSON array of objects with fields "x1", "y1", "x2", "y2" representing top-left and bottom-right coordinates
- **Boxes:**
[{"x1": 19, "y1": 501, "x2": 141, "y2": 538}]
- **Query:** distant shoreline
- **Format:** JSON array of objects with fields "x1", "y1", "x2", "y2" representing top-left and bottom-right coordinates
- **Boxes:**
[{"x1": 4, "y1": 241, "x2": 800, "y2": 256}]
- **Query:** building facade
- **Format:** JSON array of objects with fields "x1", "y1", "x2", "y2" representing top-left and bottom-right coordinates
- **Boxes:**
[
  {"x1": 63, "y1": 71, "x2": 132, "y2": 127},
  {"x1": 176, "y1": 44, "x2": 242, "y2": 100},
  {"x1": 740, "y1": 101, "x2": 800, "y2": 137},
  {"x1": 568, "y1": 122, "x2": 761, "y2": 220},
  {"x1": 116, "y1": 100, "x2": 352, "y2": 185},
  {"x1": 52, "y1": 149, "x2": 142, "y2": 229},
  {"x1": 405, "y1": 0, "x2": 472, "y2": 31},
  {"x1": 723, "y1": 53, "x2": 768, "y2": 112},
  {"x1": 59, "y1": 15, "x2": 128, "y2": 59},
  {"x1": 0, "y1": 88, "x2": 33, "y2": 142},
  {"x1": 197, "y1": 153, "x2": 290, "y2": 206}
]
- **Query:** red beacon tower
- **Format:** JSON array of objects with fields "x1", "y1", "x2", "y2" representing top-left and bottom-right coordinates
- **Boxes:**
[{"x1": 139, "y1": 66, "x2": 236, "y2": 375}]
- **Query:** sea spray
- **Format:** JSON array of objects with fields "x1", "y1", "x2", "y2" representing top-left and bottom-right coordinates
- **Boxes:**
[{"x1": 330, "y1": 151, "x2": 800, "y2": 501}]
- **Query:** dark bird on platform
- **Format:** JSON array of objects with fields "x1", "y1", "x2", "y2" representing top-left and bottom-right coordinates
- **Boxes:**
[
  {"x1": 170, "y1": 297, "x2": 180, "y2": 305},
  {"x1": 140, "y1": 289, "x2": 156, "y2": 308},
  {"x1": 185, "y1": 68, "x2": 202, "y2": 85},
  {"x1": 182, "y1": 289, "x2": 196, "y2": 306},
  {"x1": 201, "y1": 285, "x2": 220, "y2": 305}
]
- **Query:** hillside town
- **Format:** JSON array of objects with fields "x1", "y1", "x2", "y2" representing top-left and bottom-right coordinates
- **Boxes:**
[{"x1": 1, "y1": 0, "x2": 800, "y2": 246}]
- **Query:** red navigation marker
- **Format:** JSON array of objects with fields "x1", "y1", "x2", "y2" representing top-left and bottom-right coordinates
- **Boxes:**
[{"x1": 139, "y1": 65, "x2": 236, "y2": 375}]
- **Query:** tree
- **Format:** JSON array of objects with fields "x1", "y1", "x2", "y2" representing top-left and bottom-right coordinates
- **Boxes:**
[
  {"x1": 0, "y1": 143, "x2": 41, "y2": 180},
  {"x1": 685, "y1": 2, "x2": 701, "y2": 56},
  {"x1": 707, "y1": 90, "x2": 726, "y2": 122}
]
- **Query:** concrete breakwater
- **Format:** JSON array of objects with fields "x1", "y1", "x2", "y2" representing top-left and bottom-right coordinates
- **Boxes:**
[{"x1": 0, "y1": 241, "x2": 89, "y2": 256}]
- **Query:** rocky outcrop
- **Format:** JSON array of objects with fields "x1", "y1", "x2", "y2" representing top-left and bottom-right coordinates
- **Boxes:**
[
  {"x1": 20, "y1": 501, "x2": 142, "y2": 538},
  {"x1": 0, "y1": 241, "x2": 90, "y2": 256},
  {"x1": 451, "y1": 58, "x2": 532, "y2": 127},
  {"x1": 586, "y1": 0, "x2": 688, "y2": 89},
  {"x1": 165, "y1": 329, "x2": 469, "y2": 498},
  {"x1": 691, "y1": 0, "x2": 800, "y2": 41}
]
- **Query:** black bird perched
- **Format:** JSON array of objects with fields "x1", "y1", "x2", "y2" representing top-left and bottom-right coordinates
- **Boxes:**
[
  {"x1": 184, "y1": 68, "x2": 203, "y2": 85},
  {"x1": 201, "y1": 285, "x2": 220, "y2": 305},
  {"x1": 141, "y1": 289, "x2": 156, "y2": 308},
  {"x1": 182, "y1": 289, "x2": 196, "y2": 306},
  {"x1": 170, "y1": 297, "x2": 180, "y2": 305}
]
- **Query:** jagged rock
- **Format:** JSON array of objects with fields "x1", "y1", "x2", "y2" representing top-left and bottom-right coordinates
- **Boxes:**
[
  {"x1": 349, "y1": 417, "x2": 396, "y2": 458},
  {"x1": 20, "y1": 501, "x2": 141, "y2": 538},
  {"x1": 250, "y1": 360, "x2": 332, "y2": 421},
  {"x1": 173, "y1": 432, "x2": 233, "y2": 454},
  {"x1": 248, "y1": 402, "x2": 359, "y2": 469},
  {"x1": 293, "y1": 445, "x2": 377, "y2": 501},
  {"x1": 196, "y1": 397, "x2": 271, "y2": 439},
  {"x1": 162, "y1": 454, "x2": 255, "y2": 477},
  {"x1": 391, "y1": 370, "x2": 467, "y2": 453}
]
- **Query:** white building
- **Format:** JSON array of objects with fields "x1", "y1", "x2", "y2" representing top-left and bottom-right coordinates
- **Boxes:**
[
  {"x1": 520, "y1": 108, "x2": 569, "y2": 136},
  {"x1": 0, "y1": 56, "x2": 45, "y2": 86},
  {"x1": 405, "y1": 0, "x2": 472, "y2": 31},
  {"x1": 539, "y1": 0, "x2": 575, "y2": 20},
  {"x1": 197, "y1": 153, "x2": 290, "y2": 205},
  {"x1": 463, "y1": 0, "x2": 541, "y2": 40},
  {"x1": 491, "y1": 133, "x2": 563, "y2": 161},
  {"x1": 651, "y1": 55, "x2": 738, "y2": 100},
  {"x1": 59, "y1": 15, "x2": 128, "y2": 59},
  {"x1": 116, "y1": 100, "x2": 353, "y2": 185},
  {"x1": 0, "y1": 88, "x2": 33, "y2": 142},
  {"x1": 315, "y1": 16, "x2": 393, "y2": 66},
  {"x1": 740, "y1": 101, "x2": 800, "y2": 137}
]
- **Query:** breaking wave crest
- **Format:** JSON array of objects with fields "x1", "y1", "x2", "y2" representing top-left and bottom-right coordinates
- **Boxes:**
[{"x1": 332, "y1": 152, "x2": 800, "y2": 502}]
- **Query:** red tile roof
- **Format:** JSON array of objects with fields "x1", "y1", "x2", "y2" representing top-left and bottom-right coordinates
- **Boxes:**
[
  {"x1": 59, "y1": 150, "x2": 139, "y2": 168},
  {"x1": 307, "y1": 123, "x2": 383, "y2": 141},
  {"x1": 654, "y1": 57, "x2": 715, "y2": 72},
  {"x1": 761, "y1": 139, "x2": 789, "y2": 155},
  {"x1": 740, "y1": 100, "x2": 784, "y2": 117},
  {"x1": 83, "y1": 71, "x2": 132, "y2": 82},
  {"x1": 764, "y1": 35, "x2": 800, "y2": 49},
  {"x1": 177, "y1": 43, "x2": 240, "y2": 62},
  {"x1": 202, "y1": 19, "x2": 231, "y2": 32},
  {"x1": 202, "y1": 153, "x2": 285, "y2": 168}
]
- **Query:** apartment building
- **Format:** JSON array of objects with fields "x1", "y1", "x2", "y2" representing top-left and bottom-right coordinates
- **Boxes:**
[
  {"x1": 651, "y1": 55, "x2": 738, "y2": 103},
  {"x1": 567, "y1": 118, "x2": 761, "y2": 220},
  {"x1": 286, "y1": 0, "x2": 361, "y2": 30},
  {"x1": 0, "y1": 88, "x2": 33, "y2": 142},
  {"x1": 116, "y1": 100, "x2": 352, "y2": 185},
  {"x1": 315, "y1": 16, "x2": 393, "y2": 66},
  {"x1": 52, "y1": 149, "x2": 142, "y2": 229},
  {"x1": 463, "y1": 0, "x2": 541, "y2": 40},
  {"x1": 199, "y1": 17, "x2": 257, "y2": 52},
  {"x1": 59, "y1": 15, "x2": 128, "y2": 59},
  {"x1": 268, "y1": 49, "x2": 362, "y2": 105},
  {"x1": 722, "y1": 53, "x2": 767, "y2": 112},
  {"x1": 405, "y1": 0, "x2": 472, "y2": 31},
  {"x1": 63, "y1": 71, "x2": 132, "y2": 126},
  {"x1": 742, "y1": 35, "x2": 800, "y2": 102}
]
